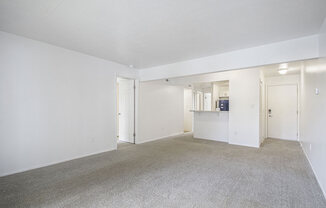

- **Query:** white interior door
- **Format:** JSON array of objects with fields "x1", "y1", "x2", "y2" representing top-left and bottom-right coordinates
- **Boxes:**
[
  {"x1": 204, "y1": 93, "x2": 212, "y2": 111},
  {"x1": 267, "y1": 85, "x2": 298, "y2": 141},
  {"x1": 118, "y1": 78, "x2": 134, "y2": 143}
]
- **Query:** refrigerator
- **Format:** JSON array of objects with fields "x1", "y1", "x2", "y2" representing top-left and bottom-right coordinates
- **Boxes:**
[{"x1": 219, "y1": 100, "x2": 229, "y2": 111}]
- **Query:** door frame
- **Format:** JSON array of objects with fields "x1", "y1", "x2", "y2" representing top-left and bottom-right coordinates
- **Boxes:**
[
  {"x1": 266, "y1": 83, "x2": 299, "y2": 141},
  {"x1": 116, "y1": 76, "x2": 137, "y2": 144}
]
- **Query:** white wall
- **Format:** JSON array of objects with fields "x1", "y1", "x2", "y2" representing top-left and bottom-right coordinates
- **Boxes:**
[
  {"x1": 193, "y1": 112, "x2": 229, "y2": 142},
  {"x1": 228, "y1": 69, "x2": 260, "y2": 147},
  {"x1": 184, "y1": 89, "x2": 193, "y2": 132},
  {"x1": 300, "y1": 58, "x2": 326, "y2": 198},
  {"x1": 319, "y1": 18, "x2": 326, "y2": 57},
  {"x1": 139, "y1": 35, "x2": 319, "y2": 81},
  {"x1": 137, "y1": 81, "x2": 184, "y2": 143},
  {"x1": 0, "y1": 31, "x2": 137, "y2": 176}
]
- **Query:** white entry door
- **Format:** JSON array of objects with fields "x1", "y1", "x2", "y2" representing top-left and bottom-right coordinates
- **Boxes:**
[
  {"x1": 267, "y1": 85, "x2": 298, "y2": 141},
  {"x1": 118, "y1": 78, "x2": 134, "y2": 143}
]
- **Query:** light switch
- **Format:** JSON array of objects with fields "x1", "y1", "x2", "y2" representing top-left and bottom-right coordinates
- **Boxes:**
[{"x1": 315, "y1": 88, "x2": 319, "y2": 95}]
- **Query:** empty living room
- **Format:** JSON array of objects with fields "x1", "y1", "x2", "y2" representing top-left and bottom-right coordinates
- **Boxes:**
[{"x1": 1, "y1": 1, "x2": 326, "y2": 207}]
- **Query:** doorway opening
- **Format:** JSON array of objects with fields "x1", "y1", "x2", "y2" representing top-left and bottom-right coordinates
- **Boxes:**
[
  {"x1": 259, "y1": 61, "x2": 302, "y2": 143},
  {"x1": 267, "y1": 84, "x2": 298, "y2": 141},
  {"x1": 183, "y1": 81, "x2": 230, "y2": 134},
  {"x1": 184, "y1": 88, "x2": 193, "y2": 133},
  {"x1": 117, "y1": 77, "x2": 135, "y2": 144}
]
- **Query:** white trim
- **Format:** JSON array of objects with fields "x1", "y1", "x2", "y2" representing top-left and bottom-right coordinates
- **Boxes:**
[
  {"x1": 300, "y1": 142, "x2": 326, "y2": 199},
  {"x1": 114, "y1": 73, "x2": 118, "y2": 142},
  {"x1": 0, "y1": 147, "x2": 116, "y2": 177},
  {"x1": 134, "y1": 79, "x2": 140, "y2": 144},
  {"x1": 195, "y1": 137, "x2": 228, "y2": 143},
  {"x1": 183, "y1": 131, "x2": 193, "y2": 135},
  {"x1": 228, "y1": 142, "x2": 260, "y2": 148},
  {"x1": 136, "y1": 132, "x2": 184, "y2": 144},
  {"x1": 260, "y1": 79, "x2": 267, "y2": 144}
]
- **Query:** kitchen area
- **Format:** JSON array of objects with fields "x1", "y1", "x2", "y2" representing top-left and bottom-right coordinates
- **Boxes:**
[{"x1": 189, "y1": 80, "x2": 230, "y2": 142}]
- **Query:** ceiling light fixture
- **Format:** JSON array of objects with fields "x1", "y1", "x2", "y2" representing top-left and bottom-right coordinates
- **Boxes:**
[
  {"x1": 278, "y1": 69, "x2": 288, "y2": 75},
  {"x1": 278, "y1": 63, "x2": 288, "y2": 75},
  {"x1": 279, "y1": 63, "x2": 288, "y2": 69}
]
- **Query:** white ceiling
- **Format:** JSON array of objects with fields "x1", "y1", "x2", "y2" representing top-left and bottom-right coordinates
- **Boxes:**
[{"x1": 1, "y1": 0, "x2": 325, "y2": 69}]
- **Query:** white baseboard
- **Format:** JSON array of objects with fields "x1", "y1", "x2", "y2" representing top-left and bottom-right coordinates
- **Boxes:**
[
  {"x1": 194, "y1": 136, "x2": 228, "y2": 143},
  {"x1": 300, "y1": 141, "x2": 326, "y2": 199},
  {"x1": 183, "y1": 131, "x2": 193, "y2": 135},
  {"x1": 136, "y1": 132, "x2": 184, "y2": 144},
  {"x1": 228, "y1": 141, "x2": 260, "y2": 148},
  {"x1": 0, "y1": 147, "x2": 116, "y2": 177}
]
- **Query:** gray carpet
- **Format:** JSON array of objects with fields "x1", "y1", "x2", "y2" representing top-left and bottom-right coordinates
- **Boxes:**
[{"x1": 0, "y1": 134, "x2": 325, "y2": 208}]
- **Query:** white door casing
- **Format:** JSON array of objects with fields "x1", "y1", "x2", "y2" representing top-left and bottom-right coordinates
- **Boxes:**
[{"x1": 267, "y1": 85, "x2": 298, "y2": 141}]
